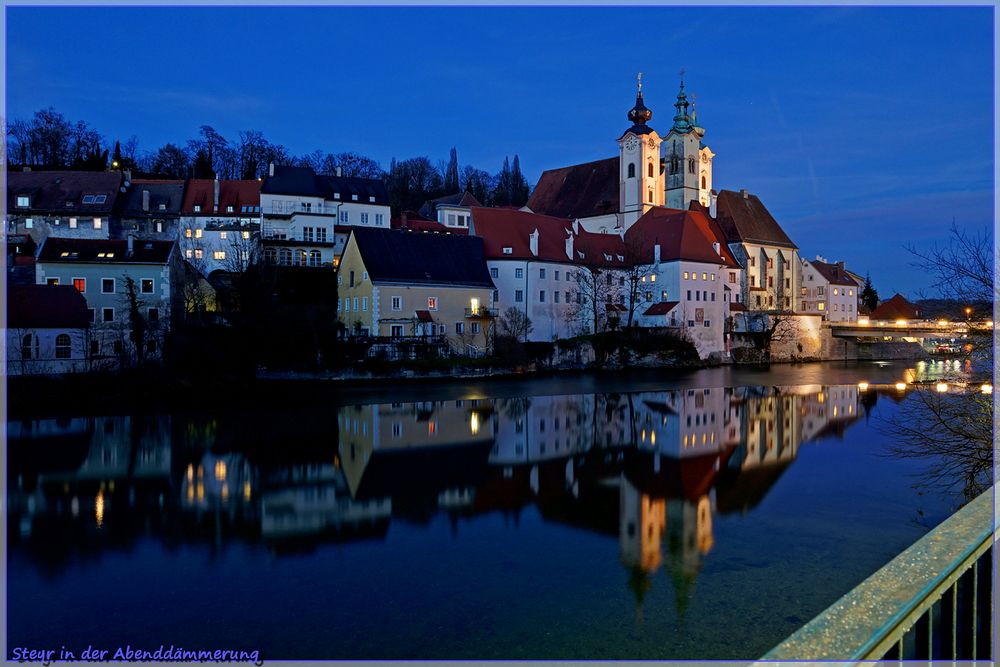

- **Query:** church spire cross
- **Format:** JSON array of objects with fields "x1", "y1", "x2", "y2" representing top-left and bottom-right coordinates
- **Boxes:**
[{"x1": 637, "y1": 71, "x2": 643, "y2": 92}]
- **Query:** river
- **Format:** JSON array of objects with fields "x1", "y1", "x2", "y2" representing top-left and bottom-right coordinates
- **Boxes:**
[{"x1": 6, "y1": 360, "x2": 985, "y2": 660}]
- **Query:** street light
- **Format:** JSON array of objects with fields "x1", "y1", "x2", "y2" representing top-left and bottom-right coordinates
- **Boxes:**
[{"x1": 965, "y1": 307, "x2": 972, "y2": 319}]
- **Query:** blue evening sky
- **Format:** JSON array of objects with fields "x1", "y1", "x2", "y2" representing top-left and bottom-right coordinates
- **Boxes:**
[{"x1": 6, "y1": 6, "x2": 994, "y2": 295}]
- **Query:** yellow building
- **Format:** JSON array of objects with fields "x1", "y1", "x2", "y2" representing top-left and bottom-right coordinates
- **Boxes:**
[{"x1": 337, "y1": 227, "x2": 497, "y2": 353}]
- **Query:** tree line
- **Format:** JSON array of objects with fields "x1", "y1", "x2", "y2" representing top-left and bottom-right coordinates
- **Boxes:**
[{"x1": 6, "y1": 107, "x2": 532, "y2": 212}]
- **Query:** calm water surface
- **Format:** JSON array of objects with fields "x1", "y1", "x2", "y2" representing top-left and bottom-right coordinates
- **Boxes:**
[{"x1": 7, "y1": 361, "x2": 981, "y2": 659}]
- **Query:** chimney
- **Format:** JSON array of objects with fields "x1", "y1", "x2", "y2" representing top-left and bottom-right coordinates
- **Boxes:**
[
  {"x1": 268, "y1": 162, "x2": 275, "y2": 177},
  {"x1": 654, "y1": 244, "x2": 661, "y2": 264},
  {"x1": 529, "y1": 229, "x2": 539, "y2": 257},
  {"x1": 713, "y1": 241, "x2": 721, "y2": 256},
  {"x1": 709, "y1": 190, "x2": 718, "y2": 218},
  {"x1": 565, "y1": 232, "x2": 574, "y2": 261},
  {"x1": 141, "y1": 190, "x2": 150, "y2": 212},
  {"x1": 815, "y1": 254, "x2": 825, "y2": 263},
  {"x1": 336, "y1": 166, "x2": 343, "y2": 177},
  {"x1": 837, "y1": 260, "x2": 845, "y2": 271},
  {"x1": 213, "y1": 178, "x2": 220, "y2": 212},
  {"x1": 127, "y1": 232, "x2": 135, "y2": 257},
  {"x1": 740, "y1": 188, "x2": 749, "y2": 199}
]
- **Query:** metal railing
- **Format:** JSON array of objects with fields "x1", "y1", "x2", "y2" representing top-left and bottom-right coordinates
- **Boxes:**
[
  {"x1": 465, "y1": 307, "x2": 498, "y2": 318},
  {"x1": 761, "y1": 485, "x2": 995, "y2": 662}
]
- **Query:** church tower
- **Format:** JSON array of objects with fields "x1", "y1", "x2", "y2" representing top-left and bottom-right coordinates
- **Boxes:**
[
  {"x1": 618, "y1": 74, "x2": 664, "y2": 229},
  {"x1": 664, "y1": 76, "x2": 714, "y2": 210}
]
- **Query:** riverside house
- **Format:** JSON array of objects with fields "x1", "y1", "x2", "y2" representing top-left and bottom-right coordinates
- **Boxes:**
[
  {"x1": 337, "y1": 227, "x2": 497, "y2": 356},
  {"x1": 6, "y1": 169, "x2": 122, "y2": 243},
  {"x1": 6, "y1": 284, "x2": 91, "y2": 376}
]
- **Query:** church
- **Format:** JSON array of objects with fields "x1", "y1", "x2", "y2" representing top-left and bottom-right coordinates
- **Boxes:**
[{"x1": 527, "y1": 75, "x2": 800, "y2": 314}]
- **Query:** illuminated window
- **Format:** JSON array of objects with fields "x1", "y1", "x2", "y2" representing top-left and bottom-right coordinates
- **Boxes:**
[
  {"x1": 141, "y1": 279, "x2": 154, "y2": 293},
  {"x1": 72, "y1": 278, "x2": 86, "y2": 293},
  {"x1": 213, "y1": 250, "x2": 226, "y2": 260},
  {"x1": 428, "y1": 297, "x2": 438, "y2": 310},
  {"x1": 195, "y1": 228, "x2": 203, "y2": 238}
]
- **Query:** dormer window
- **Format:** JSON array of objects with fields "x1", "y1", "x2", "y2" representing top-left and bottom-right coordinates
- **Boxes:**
[
  {"x1": 502, "y1": 247, "x2": 513, "y2": 255},
  {"x1": 193, "y1": 205, "x2": 201, "y2": 212},
  {"x1": 603, "y1": 253, "x2": 611, "y2": 261},
  {"x1": 334, "y1": 193, "x2": 340, "y2": 199},
  {"x1": 617, "y1": 254, "x2": 624, "y2": 262},
  {"x1": 351, "y1": 194, "x2": 358, "y2": 201},
  {"x1": 16, "y1": 195, "x2": 29, "y2": 207},
  {"x1": 82, "y1": 195, "x2": 96, "y2": 205},
  {"x1": 369, "y1": 196, "x2": 375, "y2": 203},
  {"x1": 158, "y1": 203, "x2": 166, "y2": 211},
  {"x1": 94, "y1": 195, "x2": 107, "y2": 204},
  {"x1": 226, "y1": 205, "x2": 234, "y2": 213},
  {"x1": 577, "y1": 251, "x2": 585, "y2": 259}
]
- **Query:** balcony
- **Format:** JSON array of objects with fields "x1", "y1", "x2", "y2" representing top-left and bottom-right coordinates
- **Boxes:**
[{"x1": 465, "y1": 307, "x2": 498, "y2": 318}]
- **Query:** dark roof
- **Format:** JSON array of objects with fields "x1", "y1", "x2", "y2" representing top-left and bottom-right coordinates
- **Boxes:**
[
  {"x1": 349, "y1": 227, "x2": 494, "y2": 288},
  {"x1": 261, "y1": 165, "x2": 388, "y2": 205},
  {"x1": 7, "y1": 170, "x2": 122, "y2": 214},
  {"x1": 37, "y1": 237, "x2": 175, "y2": 264},
  {"x1": 182, "y1": 179, "x2": 261, "y2": 216},
  {"x1": 807, "y1": 259, "x2": 857, "y2": 287},
  {"x1": 643, "y1": 301, "x2": 679, "y2": 316},
  {"x1": 391, "y1": 211, "x2": 465, "y2": 234},
  {"x1": 574, "y1": 229, "x2": 628, "y2": 268},
  {"x1": 708, "y1": 189, "x2": 797, "y2": 249},
  {"x1": 870, "y1": 294, "x2": 921, "y2": 320},
  {"x1": 527, "y1": 157, "x2": 620, "y2": 220},
  {"x1": 118, "y1": 180, "x2": 185, "y2": 218},
  {"x1": 418, "y1": 191, "x2": 482, "y2": 218},
  {"x1": 470, "y1": 207, "x2": 574, "y2": 262},
  {"x1": 626, "y1": 207, "x2": 740, "y2": 267},
  {"x1": 8, "y1": 284, "x2": 89, "y2": 329}
]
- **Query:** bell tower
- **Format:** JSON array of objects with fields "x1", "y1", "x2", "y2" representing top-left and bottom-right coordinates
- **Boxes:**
[
  {"x1": 618, "y1": 73, "x2": 664, "y2": 229},
  {"x1": 664, "y1": 73, "x2": 714, "y2": 210}
]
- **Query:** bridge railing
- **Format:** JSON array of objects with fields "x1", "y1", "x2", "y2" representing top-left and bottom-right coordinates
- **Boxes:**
[{"x1": 761, "y1": 485, "x2": 995, "y2": 662}]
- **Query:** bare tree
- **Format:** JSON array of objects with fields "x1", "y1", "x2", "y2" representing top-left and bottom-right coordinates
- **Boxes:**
[
  {"x1": 906, "y1": 222, "x2": 995, "y2": 304},
  {"x1": 622, "y1": 234, "x2": 657, "y2": 327},
  {"x1": 565, "y1": 266, "x2": 623, "y2": 335},
  {"x1": 498, "y1": 306, "x2": 533, "y2": 343}
]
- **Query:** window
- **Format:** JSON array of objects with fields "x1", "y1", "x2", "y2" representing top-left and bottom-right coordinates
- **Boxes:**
[
  {"x1": 195, "y1": 228, "x2": 203, "y2": 239},
  {"x1": 686, "y1": 290, "x2": 691, "y2": 300},
  {"x1": 112, "y1": 340, "x2": 122, "y2": 355},
  {"x1": 16, "y1": 195, "x2": 29, "y2": 207},
  {"x1": 159, "y1": 203, "x2": 166, "y2": 211},
  {"x1": 704, "y1": 320, "x2": 711, "y2": 328},
  {"x1": 729, "y1": 272, "x2": 736, "y2": 283},
  {"x1": 46, "y1": 278, "x2": 60, "y2": 286},
  {"x1": 539, "y1": 268, "x2": 546, "y2": 279},
  {"x1": 303, "y1": 226, "x2": 314, "y2": 242},
  {"x1": 702, "y1": 273, "x2": 707, "y2": 280},
  {"x1": 148, "y1": 308, "x2": 159, "y2": 322},
  {"x1": 554, "y1": 291, "x2": 560, "y2": 304},
  {"x1": 309, "y1": 250, "x2": 321, "y2": 266},
  {"x1": 226, "y1": 205, "x2": 234, "y2": 213},
  {"x1": 749, "y1": 257, "x2": 756, "y2": 267},
  {"x1": 213, "y1": 251, "x2": 226, "y2": 260},
  {"x1": 361, "y1": 213, "x2": 369, "y2": 224},
  {"x1": 69, "y1": 218, "x2": 78, "y2": 229},
  {"x1": 362, "y1": 271, "x2": 368, "y2": 281},
  {"x1": 193, "y1": 205, "x2": 201, "y2": 213},
  {"x1": 701, "y1": 175, "x2": 706, "y2": 189},
  {"x1": 684, "y1": 272, "x2": 689, "y2": 280},
  {"x1": 392, "y1": 296, "x2": 402, "y2": 311},
  {"x1": 102, "y1": 278, "x2": 115, "y2": 294},
  {"x1": 21, "y1": 333, "x2": 36, "y2": 359},
  {"x1": 539, "y1": 290, "x2": 546, "y2": 303},
  {"x1": 818, "y1": 286, "x2": 825, "y2": 296},
  {"x1": 185, "y1": 229, "x2": 192, "y2": 238},
  {"x1": 490, "y1": 267, "x2": 499, "y2": 279},
  {"x1": 72, "y1": 278, "x2": 86, "y2": 293},
  {"x1": 316, "y1": 228, "x2": 327, "y2": 242},
  {"x1": 515, "y1": 268, "x2": 524, "y2": 279},
  {"x1": 362, "y1": 297, "x2": 368, "y2": 311},
  {"x1": 554, "y1": 270, "x2": 560, "y2": 281},
  {"x1": 833, "y1": 288, "x2": 839, "y2": 296},
  {"x1": 767, "y1": 257, "x2": 773, "y2": 269},
  {"x1": 352, "y1": 194, "x2": 358, "y2": 201},
  {"x1": 194, "y1": 249, "x2": 203, "y2": 260},
  {"x1": 455, "y1": 322, "x2": 465, "y2": 334},
  {"x1": 627, "y1": 163, "x2": 635, "y2": 178},
  {"x1": 103, "y1": 308, "x2": 114, "y2": 322},
  {"x1": 471, "y1": 322, "x2": 480, "y2": 334},
  {"x1": 801, "y1": 287, "x2": 808, "y2": 295},
  {"x1": 711, "y1": 292, "x2": 716, "y2": 301},
  {"x1": 428, "y1": 297, "x2": 438, "y2": 310},
  {"x1": 25, "y1": 218, "x2": 33, "y2": 229},
  {"x1": 648, "y1": 162, "x2": 654, "y2": 178},
  {"x1": 88, "y1": 308, "x2": 95, "y2": 322},
  {"x1": 391, "y1": 325, "x2": 404, "y2": 338},
  {"x1": 438, "y1": 324, "x2": 446, "y2": 334},
  {"x1": 503, "y1": 247, "x2": 513, "y2": 255},
  {"x1": 818, "y1": 302, "x2": 825, "y2": 311},
  {"x1": 688, "y1": 157, "x2": 696, "y2": 173},
  {"x1": 94, "y1": 218, "x2": 102, "y2": 229},
  {"x1": 768, "y1": 276, "x2": 774, "y2": 287},
  {"x1": 141, "y1": 279, "x2": 154, "y2": 293},
  {"x1": 648, "y1": 188, "x2": 653, "y2": 203},
  {"x1": 340, "y1": 211, "x2": 349, "y2": 223},
  {"x1": 515, "y1": 290, "x2": 524, "y2": 303},
  {"x1": 353, "y1": 297, "x2": 359, "y2": 311},
  {"x1": 242, "y1": 231, "x2": 251, "y2": 239}
]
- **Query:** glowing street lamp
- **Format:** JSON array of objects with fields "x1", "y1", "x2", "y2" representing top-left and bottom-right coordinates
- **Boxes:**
[
  {"x1": 935, "y1": 382, "x2": 948, "y2": 393},
  {"x1": 857, "y1": 382, "x2": 869, "y2": 392},
  {"x1": 982, "y1": 384, "x2": 993, "y2": 395},
  {"x1": 895, "y1": 382, "x2": 907, "y2": 391}
]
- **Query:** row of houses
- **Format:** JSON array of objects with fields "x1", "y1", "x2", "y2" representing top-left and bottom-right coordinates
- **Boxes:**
[{"x1": 7, "y1": 77, "x2": 891, "y2": 372}]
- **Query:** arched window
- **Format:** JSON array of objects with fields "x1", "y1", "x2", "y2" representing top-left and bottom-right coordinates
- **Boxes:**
[
  {"x1": 278, "y1": 248, "x2": 292, "y2": 266},
  {"x1": 627, "y1": 163, "x2": 635, "y2": 178},
  {"x1": 309, "y1": 250, "x2": 322, "y2": 267},
  {"x1": 21, "y1": 333, "x2": 36, "y2": 360},
  {"x1": 648, "y1": 189, "x2": 654, "y2": 203},
  {"x1": 264, "y1": 247, "x2": 277, "y2": 264},
  {"x1": 701, "y1": 174, "x2": 707, "y2": 189},
  {"x1": 647, "y1": 162, "x2": 654, "y2": 178},
  {"x1": 297, "y1": 250, "x2": 308, "y2": 266},
  {"x1": 55, "y1": 334, "x2": 71, "y2": 359},
  {"x1": 688, "y1": 157, "x2": 696, "y2": 174}
]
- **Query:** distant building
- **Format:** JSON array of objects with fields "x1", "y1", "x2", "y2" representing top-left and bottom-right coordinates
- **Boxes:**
[
  {"x1": 7, "y1": 284, "x2": 91, "y2": 375},
  {"x1": 391, "y1": 210, "x2": 461, "y2": 235},
  {"x1": 799, "y1": 256, "x2": 859, "y2": 322},
  {"x1": 35, "y1": 237, "x2": 182, "y2": 365},
  {"x1": 418, "y1": 192, "x2": 482, "y2": 231},
  {"x1": 6, "y1": 234, "x2": 37, "y2": 285},
  {"x1": 869, "y1": 294, "x2": 921, "y2": 322},
  {"x1": 116, "y1": 179, "x2": 186, "y2": 240},
  {"x1": 179, "y1": 179, "x2": 261, "y2": 276},
  {"x1": 6, "y1": 170, "x2": 122, "y2": 242},
  {"x1": 337, "y1": 227, "x2": 496, "y2": 354},
  {"x1": 260, "y1": 164, "x2": 389, "y2": 269}
]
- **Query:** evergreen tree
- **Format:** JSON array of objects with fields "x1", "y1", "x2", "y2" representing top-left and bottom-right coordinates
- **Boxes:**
[
  {"x1": 861, "y1": 273, "x2": 879, "y2": 311},
  {"x1": 444, "y1": 147, "x2": 460, "y2": 193},
  {"x1": 493, "y1": 156, "x2": 513, "y2": 206},
  {"x1": 192, "y1": 148, "x2": 214, "y2": 179},
  {"x1": 510, "y1": 154, "x2": 531, "y2": 206},
  {"x1": 112, "y1": 141, "x2": 123, "y2": 169}
]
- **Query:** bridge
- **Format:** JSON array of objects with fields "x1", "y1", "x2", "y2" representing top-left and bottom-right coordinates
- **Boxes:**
[{"x1": 830, "y1": 318, "x2": 990, "y2": 343}]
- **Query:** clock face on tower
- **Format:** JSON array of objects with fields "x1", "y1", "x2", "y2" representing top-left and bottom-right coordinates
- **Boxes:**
[{"x1": 624, "y1": 137, "x2": 638, "y2": 152}]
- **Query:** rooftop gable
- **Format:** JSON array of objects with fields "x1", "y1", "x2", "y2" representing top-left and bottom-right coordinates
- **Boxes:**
[
  {"x1": 470, "y1": 207, "x2": 574, "y2": 262},
  {"x1": 711, "y1": 189, "x2": 797, "y2": 250},
  {"x1": 527, "y1": 156, "x2": 620, "y2": 220},
  {"x1": 261, "y1": 165, "x2": 388, "y2": 205},
  {"x1": 349, "y1": 227, "x2": 494, "y2": 288},
  {"x1": 7, "y1": 170, "x2": 123, "y2": 214},
  {"x1": 182, "y1": 179, "x2": 261, "y2": 216},
  {"x1": 626, "y1": 207, "x2": 740, "y2": 267},
  {"x1": 807, "y1": 258, "x2": 857, "y2": 287}
]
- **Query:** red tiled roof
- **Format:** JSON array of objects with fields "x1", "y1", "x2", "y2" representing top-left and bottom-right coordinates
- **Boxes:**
[
  {"x1": 870, "y1": 294, "x2": 920, "y2": 320},
  {"x1": 574, "y1": 228, "x2": 627, "y2": 268},
  {"x1": 527, "y1": 156, "x2": 620, "y2": 220},
  {"x1": 181, "y1": 179, "x2": 260, "y2": 215},
  {"x1": 807, "y1": 259, "x2": 857, "y2": 287},
  {"x1": 470, "y1": 207, "x2": 574, "y2": 262},
  {"x1": 8, "y1": 284, "x2": 89, "y2": 329},
  {"x1": 625, "y1": 207, "x2": 740, "y2": 267},
  {"x1": 391, "y1": 211, "x2": 465, "y2": 234},
  {"x1": 643, "y1": 301, "x2": 679, "y2": 316}
]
